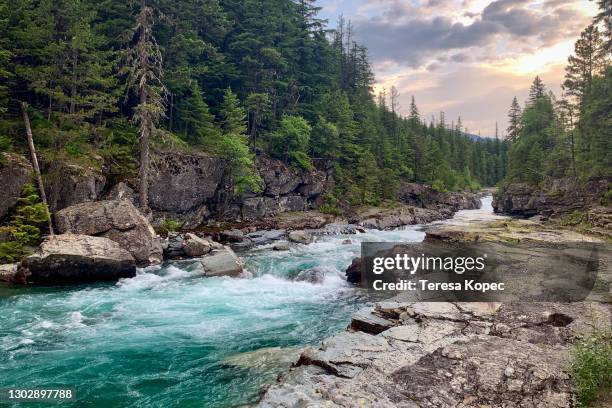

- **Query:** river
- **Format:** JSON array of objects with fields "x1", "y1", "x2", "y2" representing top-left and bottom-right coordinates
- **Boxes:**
[{"x1": 0, "y1": 197, "x2": 500, "y2": 407}]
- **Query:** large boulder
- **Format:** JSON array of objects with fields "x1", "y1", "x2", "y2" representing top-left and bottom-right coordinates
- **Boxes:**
[
  {"x1": 199, "y1": 246, "x2": 244, "y2": 277},
  {"x1": 148, "y1": 151, "x2": 225, "y2": 213},
  {"x1": 55, "y1": 200, "x2": 163, "y2": 265},
  {"x1": 44, "y1": 162, "x2": 106, "y2": 211},
  {"x1": 25, "y1": 234, "x2": 136, "y2": 284},
  {"x1": 288, "y1": 230, "x2": 313, "y2": 244},
  {"x1": 0, "y1": 153, "x2": 33, "y2": 220}
]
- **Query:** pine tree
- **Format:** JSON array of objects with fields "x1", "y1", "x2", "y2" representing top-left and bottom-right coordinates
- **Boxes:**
[
  {"x1": 563, "y1": 24, "x2": 607, "y2": 106},
  {"x1": 507, "y1": 97, "x2": 522, "y2": 141},
  {"x1": 408, "y1": 96, "x2": 419, "y2": 128},
  {"x1": 219, "y1": 88, "x2": 247, "y2": 135},
  {"x1": 217, "y1": 88, "x2": 260, "y2": 195},
  {"x1": 124, "y1": 0, "x2": 166, "y2": 210},
  {"x1": 528, "y1": 76, "x2": 546, "y2": 104},
  {"x1": 179, "y1": 84, "x2": 218, "y2": 145},
  {"x1": 593, "y1": 0, "x2": 612, "y2": 53}
]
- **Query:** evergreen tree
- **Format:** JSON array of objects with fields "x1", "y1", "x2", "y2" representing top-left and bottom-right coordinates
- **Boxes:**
[
  {"x1": 178, "y1": 84, "x2": 218, "y2": 145},
  {"x1": 563, "y1": 24, "x2": 607, "y2": 106},
  {"x1": 124, "y1": 0, "x2": 166, "y2": 210},
  {"x1": 217, "y1": 88, "x2": 261, "y2": 195},
  {"x1": 528, "y1": 76, "x2": 546, "y2": 104},
  {"x1": 507, "y1": 97, "x2": 522, "y2": 141}
]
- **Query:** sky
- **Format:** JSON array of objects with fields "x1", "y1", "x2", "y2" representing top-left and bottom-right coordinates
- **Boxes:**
[{"x1": 317, "y1": 0, "x2": 599, "y2": 137}]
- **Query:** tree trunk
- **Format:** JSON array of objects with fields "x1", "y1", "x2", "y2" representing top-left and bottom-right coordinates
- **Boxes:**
[
  {"x1": 70, "y1": 51, "x2": 77, "y2": 114},
  {"x1": 20, "y1": 102, "x2": 54, "y2": 235},
  {"x1": 138, "y1": 87, "x2": 150, "y2": 211}
]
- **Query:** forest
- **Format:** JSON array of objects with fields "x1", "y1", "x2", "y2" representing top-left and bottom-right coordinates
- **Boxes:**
[
  {"x1": 0, "y1": 0, "x2": 507, "y2": 213},
  {"x1": 504, "y1": 2, "x2": 611, "y2": 186}
]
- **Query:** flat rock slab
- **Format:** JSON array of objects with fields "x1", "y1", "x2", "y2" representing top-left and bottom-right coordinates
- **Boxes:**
[{"x1": 258, "y1": 302, "x2": 611, "y2": 407}]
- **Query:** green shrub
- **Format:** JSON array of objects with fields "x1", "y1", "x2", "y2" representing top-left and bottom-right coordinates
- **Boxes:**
[
  {"x1": 570, "y1": 329, "x2": 612, "y2": 407},
  {"x1": 601, "y1": 189, "x2": 612, "y2": 206},
  {"x1": 559, "y1": 211, "x2": 590, "y2": 227},
  {"x1": 0, "y1": 184, "x2": 49, "y2": 263},
  {"x1": 318, "y1": 204, "x2": 342, "y2": 216},
  {"x1": 156, "y1": 219, "x2": 182, "y2": 237},
  {"x1": 0, "y1": 135, "x2": 12, "y2": 151}
]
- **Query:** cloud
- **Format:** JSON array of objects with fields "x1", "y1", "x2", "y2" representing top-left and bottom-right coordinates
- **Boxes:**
[{"x1": 352, "y1": 0, "x2": 591, "y2": 68}]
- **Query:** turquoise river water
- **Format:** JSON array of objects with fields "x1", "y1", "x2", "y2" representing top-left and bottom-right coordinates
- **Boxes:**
[{"x1": 0, "y1": 197, "x2": 499, "y2": 407}]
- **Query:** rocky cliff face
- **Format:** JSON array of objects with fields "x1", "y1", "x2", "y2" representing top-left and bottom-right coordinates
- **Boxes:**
[
  {"x1": 0, "y1": 153, "x2": 33, "y2": 220},
  {"x1": 146, "y1": 151, "x2": 332, "y2": 227},
  {"x1": 398, "y1": 182, "x2": 481, "y2": 211},
  {"x1": 493, "y1": 178, "x2": 609, "y2": 218}
]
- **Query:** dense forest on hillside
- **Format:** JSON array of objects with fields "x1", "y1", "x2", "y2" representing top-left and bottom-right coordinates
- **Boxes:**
[
  {"x1": 0, "y1": 0, "x2": 507, "y2": 211},
  {"x1": 504, "y1": 2, "x2": 611, "y2": 186}
]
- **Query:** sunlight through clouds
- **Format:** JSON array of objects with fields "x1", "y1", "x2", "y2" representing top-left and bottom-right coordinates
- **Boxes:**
[{"x1": 318, "y1": 0, "x2": 598, "y2": 136}]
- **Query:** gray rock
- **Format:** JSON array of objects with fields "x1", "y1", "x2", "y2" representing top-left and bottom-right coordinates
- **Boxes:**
[
  {"x1": 350, "y1": 307, "x2": 397, "y2": 334},
  {"x1": 148, "y1": 151, "x2": 225, "y2": 213},
  {"x1": 493, "y1": 178, "x2": 609, "y2": 217},
  {"x1": 345, "y1": 257, "x2": 362, "y2": 284},
  {"x1": 247, "y1": 229, "x2": 287, "y2": 245},
  {"x1": 200, "y1": 246, "x2": 244, "y2": 277},
  {"x1": 26, "y1": 234, "x2": 136, "y2": 284},
  {"x1": 257, "y1": 156, "x2": 302, "y2": 197},
  {"x1": 278, "y1": 195, "x2": 306, "y2": 212},
  {"x1": 294, "y1": 268, "x2": 326, "y2": 284},
  {"x1": 398, "y1": 182, "x2": 481, "y2": 211},
  {"x1": 288, "y1": 230, "x2": 313, "y2": 244},
  {"x1": 55, "y1": 200, "x2": 163, "y2": 266},
  {"x1": 104, "y1": 182, "x2": 136, "y2": 204},
  {"x1": 272, "y1": 242, "x2": 291, "y2": 251},
  {"x1": 0, "y1": 153, "x2": 33, "y2": 220},
  {"x1": 0, "y1": 263, "x2": 20, "y2": 283},
  {"x1": 220, "y1": 229, "x2": 245, "y2": 243},
  {"x1": 44, "y1": 162, "x2": 106, "y2": 211},
  {"x1": 241, "y1": 197, "x2": 267, "y2": 221},
  {"x1": 182, "y1": 233, "x2": 212, "y2": 257},
  {"x1": 258, "y1": 302, "x2": 609, "y2": 408}
]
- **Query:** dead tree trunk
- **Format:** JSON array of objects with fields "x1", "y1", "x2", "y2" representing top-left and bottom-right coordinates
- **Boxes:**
[
  {"x1": 20, "y1": 101, "x2": 54, "y2": 235},
  {"x1": 138, "y1": 87, "x2": 150, "y2": 210}
]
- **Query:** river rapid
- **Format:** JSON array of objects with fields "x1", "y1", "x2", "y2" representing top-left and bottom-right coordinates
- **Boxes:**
[{"x1": 0, "y1": 197, "x2": 501, "y2": 407}]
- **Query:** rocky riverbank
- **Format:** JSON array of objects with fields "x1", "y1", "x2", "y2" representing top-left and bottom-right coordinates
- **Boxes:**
[
  {"x1": 258, "y1": 214, "x2": 612, "y2": 407},
  {"x1": 0, "y1": 148, "x2": 484, "y2": 285},
  {"x1": 258, "y1": 301, "x2": 611, "y2": 408}
]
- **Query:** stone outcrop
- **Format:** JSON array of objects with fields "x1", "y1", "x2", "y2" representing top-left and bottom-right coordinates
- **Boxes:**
[
  {"x1": 258, "y1": 301, "x2": 611, "y2": 407},
  {"x1": 493, "y1": 178, "x2": 610, "y2": 218},
  {"x1": 55, "y1": 200, "x2": 163, "y2": 265},
  {"x1": 0, "y1": 153, "x2": 33, "y2": 220},
  {"x1": 25, "y1": 234, "x2": 136, "y2": 284},
  {"x1": 43, "y1": 161, "x2": 106, "y2": 212},
  {"x1": 354, "y1": 205, "x2": 454, "y2": 230},
  {"x1": 398, "y1": 182, "x2": 481, "y2": 211},
  {"x1": 148, "y1": 150, "x2": 225, "y2": 228}
]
